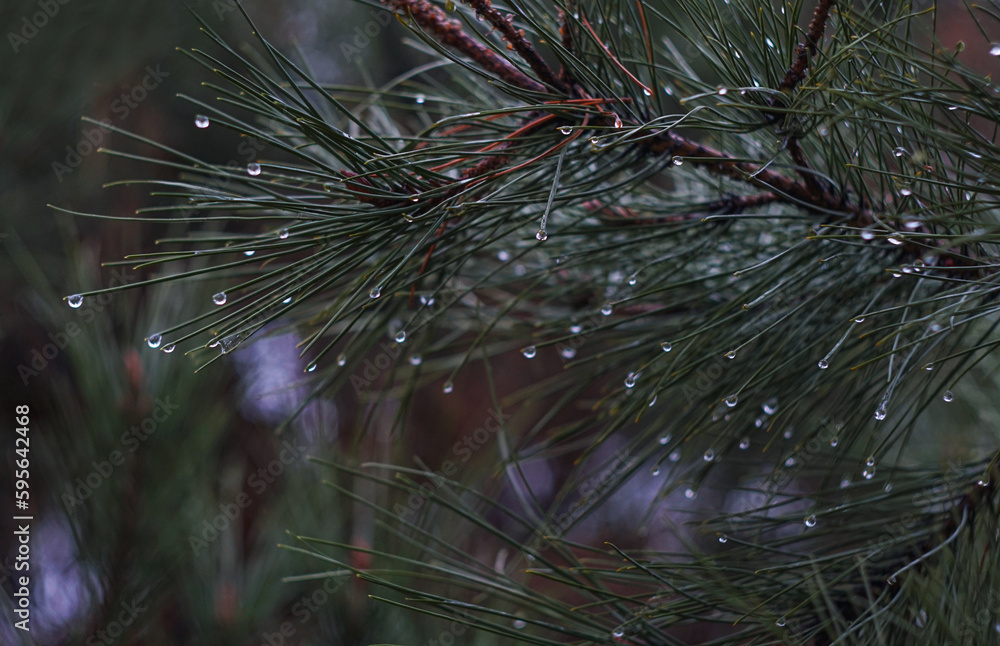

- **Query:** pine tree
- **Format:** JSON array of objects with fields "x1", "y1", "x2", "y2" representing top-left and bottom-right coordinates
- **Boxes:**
[{"x1": 61, "y1": 0, "x2": 1000, "y2": 643}]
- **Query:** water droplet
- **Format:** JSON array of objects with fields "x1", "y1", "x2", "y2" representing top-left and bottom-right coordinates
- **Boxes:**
[
  {"x1": 535, "y1": 229, "x2": 548, "y2": 241},
  {"x1": 512, "y1": 619, "x2": 526, "y2": 629},
  {"x1": 669, "y1": 450, "x2": 681, "y2": 462},
  {"x1": 703, "y1": 449, "x2": 715, "y2": 462},
  {"x1": 991, "y1": 43, "x2": 1000, "y2": 56},
  {"x1": 651, "y1": 467, "x2": 660, "y2": 476},
  {"x1": 496, "y1": 250, "x2": 511, "y2": 262},
  {"x1": 863, "y1": 466, "x2": 876, "y2": 480},
  {"x1": 648, "y1": 395, "x2": 656, "y2": 407},
  {"x1": 762, "y1": 398, "x2": 777, "y2": 415},
  {"x1": 522, "y1": 345, "x2": 537, "y2": 359},
  {"x1": 776, "y1": 617, "x2": 786, "y2": 627},
  {"x1": 612, "y1": 114, "x2": 622, "y2": 128},
  {"x1": 558, "y1": 126, "x2": 572, "y2": 135},
  {"x1": 804, "y1": 514, "x2": 817, "y2": 528},
  {"x1": 369, "y1": 286, "x2": 381, "y2": 299},
  {"x1": 886, "y1": 235, "x2": 903, "y2": 246},
  {"x1": 244, "y1": 250, "x2": 255, "y2": 257},
  {"x1": 307, "y1": 364, "x2": 317, "y2": 372},
  {"x1": 194, "y1": 114, "x2": 210, "y2": 128},
  {"x1": 684, "y1": 487, "x2": 697, "y2": 499},
  {"x1": 826, "y1": 436, "x2": 838, "y2": 448},
  {"x1": 817, "y1": 359, "x2": 829, "y2": 369},
  {"x1": 717, "y1": 87, "x2": 728, "y2": 96},
  {"x1": 884, "y1": 483, "x2": 893, "y2": 493},
  {"x1": 213, "y1": 292, "x2": 227, "y2": 305},
  {"x1": 407, "y1": 354, "x2": 422, "y2": 366},
  {"x1": 600, "y1": 303, "x2": 613, "y2": 316},
  {"x1": 853, "y1": 316, "x2": 866, "y2": 323},
  {"x1": 642, "y1": 87, "x2": 652, "y2": 96},
  {"x1": 725, "y1": 394, "x2": 738, "y2": 407},
  {"x1": 282, "y1": 297, "x2": 292, "y2": 304},
  {"x1": 395, "y1": 330, "x2": 406, "y2": 343},
  {"x1": 147, "y1": 334, "x2": 162, "y2": 349},
  {"x1": 785, "y1": 456, "x2": 797, "y2": 467},
  {"x1": 569, "y1": 324, "x2": 582, "y2": 334},
  {"x1": 162, "y1": 343, "x2": 176, "y2": 354},
  {"x1": 624, "y1": 372, "x2": 638, "y2": 388},
  {"x1": 899, "y1": 187, "x2": 912, "y2": 197},
  {"x1": 560, "y1": 346, "x2": 576, "y2": 359},
  {"x1": 943, "y1": 390, "x2": 954, "y2": 402},
  {"x1": 415, "y1": 94, "x2": 425, "y2": 104},
  {"x1": 612, "y1": 628, "x2": 625, "y2": 639},
  {"x1": 670, "y1": 156, "x2": 684, "y2": 166},
  {"x1": 278, "y1": 229, "x2": 289, "y2": 239},
  {"x1": 67, "y1": 294, "x2": 84, "y2": 308},
  {"x1": 725, "y1": 350, "x2": 736, "y2": 359},
  {"x1": 443, "y1": 380, "x2": 454, "y2": 394},
  {"x1": 246, "y1": 162, "x2": 262, "y2": 176},
  {"x1": 337, "y1": 354, "x2": 347, "y2": 366},
  {"x1": 323, "y1": 182, "x2": 335, "y2": 192},
  {"x1": 739, "y1": 437, "x2": 750, "y2": 450},
  {"x1": 782, "y1": 429, "x2": 793, "y2": 440},
  {"x1": 860, "y1": 229, "x2": 876, "y2": 241},
  {"x1": 874, "y1": 403, "x2": 887, "y2": 421},
  {"x1": 892, "y1": 146, "x2": 908, "y2": 158},
  {"x1": 718, "y1": 534, "x2": 728, "y2": 543},
  {"x1": 660, "y1": 341, "x2": 672, "y2": 352},
  {"x1": 658, "y1": 435, "x2": 671, "y2": 445},
  {"x1": 627, "y1": 274, "x2": 637, "y2": 286}
]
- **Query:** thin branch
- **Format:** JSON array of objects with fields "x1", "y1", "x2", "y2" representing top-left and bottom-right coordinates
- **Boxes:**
[
  {"x1": 381, "y1": 0, "x2": 547, "y2": 93},
  {"x1": 461, "y1": 0, "x2": 566, "y2": 92},
  {"x1": 779, "y1": 0, "x2": 835, "y2": 92}
]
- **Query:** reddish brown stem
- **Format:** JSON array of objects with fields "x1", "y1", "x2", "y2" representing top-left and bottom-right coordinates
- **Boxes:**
[
  {"x1": 381, "y1": 0, "x2": 546, "y2": 93},
  {"x1": 780, "y1": 0, "x2": 835, "y2": 92}
]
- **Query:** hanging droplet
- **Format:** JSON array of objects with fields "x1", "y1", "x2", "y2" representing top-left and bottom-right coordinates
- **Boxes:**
[
  {"x1": 860, "y1": 229, "x2": 875, "y2": 241},
  {"x1": 560, "y1": 346, "x2": 576, "y2": 359},
  {"x1": 785, "y1": 456, "x2": 797, "y2": 467},
  {"x1": 884, "y1": 482, "x2": 893, "y2": 493},
  {"x1": 718, "y1": 534, "x2": 728, "y2": 543},
  {"x1": 725, "y1": 350, "x2": 737, "y2": 359},
  {"x1": 739, "y1": 437, "x2": 750, "y2": 450},
  {"x1": 244, "y1": 250, "x2": 255, "y2": 256},
  {"x1": 569, "y1": 323, "x2": 582, "y2": 334},
  {"x1": 717, "y1": 87, "x2": 729, "y2": 96},
  {"x1": 804, "y1": 514, "x2": 817, "y2": 528},
  {"x1": 776, "y1": 617, "x2": 787, "y2": 627},
  {"x1": 703, "y1": 449, "x2": 715, "y2": 462},
  {"x1": 67, "y1": 294, "x2": 84, "y2": 308},
  {"x1": 512, "y1": 619, "x2": 526, "y2": 630},
  {"x1": 415, "y1": 94, "x2": 426, "y2": 104},
  {"x1": 522, "y1": 345, "x2": 537, "y2": 359},
  {"x1": 278, "y1": 229, "x2": 289, "y2": 239},
  {"x1": 497, "y1": 250, "x2": 510, "y2": 262},
  {"x1": 863, "y1": 466, "x2": 876, "y2": 479},
  {"x1": 874, "y1": 402, "x2": 887, "y2": 421},
  {"x1": 627, "y1": 274, "x2": 637, "y2": 286},
  {"x1": 612, "y1": 628, "x2": 625, "y2": 639},
  {"x1": 886, "y1": 235, "x2": 903, "y2": 246},
  {"x1": 443, "y1": 380, "x2": 454, "y2": 394},
  {"x1": 323, "y1": 182, "x2": 335, "y2": 192},
  {"x1": 762, "y1": 398, "x2": 778, "y2": 415},
  {"x1": 725, "y1": 394, "x2": 738, "y2": 407},
  {"x1": 853, "y1": 316, "x2": 865, "y2": 323},
  {"x1": 213, "y1": 292, "x2": 227, "y2": 305},
  {"x1": 658, "y1": 435, "x2": 671, "y2": 445},
  {"x1": 991, "y1": 43, "x2": 1000, "y2": 56},
  {"x1": 535, "y1": 229, "x2": 548, "y2": 241},
  {"x1": 817, "y1": 359, "x2": 829, "y2": 369},
  {"x1": 408, "y1": 354, "x2": 422, "y2": 366},
  {"x1": 307, "y1": 364, "x2": 317, "y2": 372},
  {"x1": 647, "y1": 395, "x2": 657, "y2": 407},
  {"x1": 282, "y1": 296, "x2": 292, "y2": 304},
  {"x1": 684, "y1": 487, "x2": 697, "y2": 499},
  {"x1": 943, "y1": 390, "x2": 954, "y2": 402},
  {"x1": 162, "y1": 343, "x2": 176, "y2": 354},
  {"x1": 612, "y1": 114, "x2": 622, "y2": 129},
  {"x1": 395, "y1": 330, "x2": 406, "y2": 343},
  {"x1": 194, "y1": 114, "x2": 210, "y2": 129},
  {"x1": 558, "y1": 126, "x2": 572, "y2": 135},
  {"x1": 624, "y1": 372, "x2": 637, "y2": 388},
  {"x1": 146, "y1": 334, "x2": 162, "y2": 349},
  {"x1": 651, "y1": 466, "x2": 660, "y2": 476},
  {"x1": 892, "y1": 146, "x2": 908, "y2": 157},
  {"x1": 840, "y1": 476, "x2": 851, "y2": 489},
  {"x1": 369, "y1": 286, "x2": 381, "y2": 299},
  {"x1": 669, "y1": 450, "x2": 681, "y2": 462},
  {"x1": 670, "y1": 156, "x2": 684, "y2": 166},
  {"x1": 642, "y1": 87, "x2": 652, "y2": 96},
  {"x1": 246, "y1": 162, "x2": 262, "y2": 176},
  {"x1": 660, "y1": 341, "x2": 672, "y2": 352},
  {"x1": 782, "y1": 429, "x2": 793, "y2": 439},
  {"x1": 337, "y1": 354, "x2": 347, "y2": 366},
  {"x1": 830, "y1": 437, "x2": 839, "y2": 447},
  {"x1": 600, "y1": 302, "x2": 613, "y2": 316},
  {"x1": 899, "y1": 187, "x2": 913, "y2": 197}
]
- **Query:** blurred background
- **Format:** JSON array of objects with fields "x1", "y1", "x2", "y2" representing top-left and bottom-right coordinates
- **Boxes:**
[{"x1": 2, "y1": 1, "x2": 1000, "y2": 644}]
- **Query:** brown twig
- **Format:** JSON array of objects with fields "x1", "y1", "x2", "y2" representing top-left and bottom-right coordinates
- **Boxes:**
[
  {"x1": 779, "y1": 0, "x2": 835, "y2": 92},
  {"x1": 462, "y1": 0, "x2": 565, "y2": 92},
  {"x1": 381, "y1": 0, "x2": 546, "y2": 93}
]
